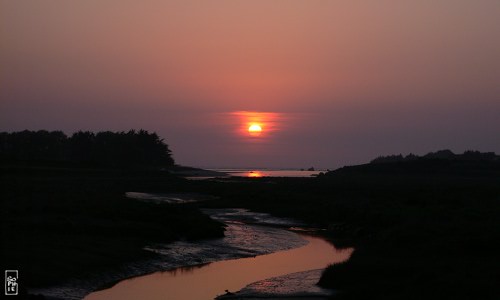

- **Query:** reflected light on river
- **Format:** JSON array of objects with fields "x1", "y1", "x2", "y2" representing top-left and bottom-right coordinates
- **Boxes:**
[{"x1": 84, "y1": 235, "x2": 353, "y2": 300}]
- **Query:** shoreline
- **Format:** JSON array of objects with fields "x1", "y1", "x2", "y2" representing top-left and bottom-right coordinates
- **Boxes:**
[
  {"x1": 85, "y1": 230, "x2": 348, "y2": 300},
  {"x1": 32, "y1": 209, "x2": 312, "y2": 300},
  {"x1": 216, "y1": 269, "x2": 335, "y2": 300},
  {"x1": 167, "y1": 165, "x2": 229, "y2": 178}
]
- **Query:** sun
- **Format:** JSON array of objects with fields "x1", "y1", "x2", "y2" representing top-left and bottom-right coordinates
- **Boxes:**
[
  {"x1": 248, "y1": 124, "x2": 262, "y2": 133},
  {"x1": 248, "y1": 124, "x2": 262, "y2": 136}
]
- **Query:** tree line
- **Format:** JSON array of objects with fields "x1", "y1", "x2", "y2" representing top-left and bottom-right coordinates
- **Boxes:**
[
  {"x1": 0, "y1": 130, "x2": 174, "y2": 167},
  {"x1": 371, "y1": 149, "x2": 499, "y2": 164}
]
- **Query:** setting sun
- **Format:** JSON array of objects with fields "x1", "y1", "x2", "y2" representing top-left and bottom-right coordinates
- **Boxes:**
[
  {"x1": 248, "y1": 124, "x2": 262, "y2": 133},
  {"x1": 248, "y1": 124, "x2": 263, "y2": 137},
  {"x1": 231, "y1": 111, "x2": 282, "y2": 141}
]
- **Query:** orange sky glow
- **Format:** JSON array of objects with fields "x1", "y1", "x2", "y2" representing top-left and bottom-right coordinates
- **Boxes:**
[{"x1": 231, "y1": 111, "x2": 283, "y2": 141}]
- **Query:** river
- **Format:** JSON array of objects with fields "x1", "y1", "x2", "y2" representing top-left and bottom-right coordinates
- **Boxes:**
[{"x1": 84, "y1": 209, "x2": 352, "y2": 300}]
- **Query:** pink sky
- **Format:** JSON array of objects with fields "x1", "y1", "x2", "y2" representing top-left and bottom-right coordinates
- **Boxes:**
[{"x1": 1, "y1": 1, "x2": 499, "y2": 168}]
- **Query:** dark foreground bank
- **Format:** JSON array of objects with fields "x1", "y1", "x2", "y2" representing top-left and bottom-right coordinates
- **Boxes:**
[
  {"x1": 198, "y1": 155, "x2": 500, "y2": 300},
  {"x1": 1, "y1": 163, "x2": 225, "y2": 298},
  {"x1": 2, "y1": 146, "x2": 500, "y2": 300}
]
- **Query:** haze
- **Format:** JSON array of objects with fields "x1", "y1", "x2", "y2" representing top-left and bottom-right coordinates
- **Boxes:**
[{"x1": 1, "y1": 1, "x2": 499, "y2": 168}]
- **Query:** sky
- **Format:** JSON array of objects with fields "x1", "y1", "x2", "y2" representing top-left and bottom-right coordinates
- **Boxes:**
[{"x1": 1, "y1": 1, "x2": 499, "y2": 168}]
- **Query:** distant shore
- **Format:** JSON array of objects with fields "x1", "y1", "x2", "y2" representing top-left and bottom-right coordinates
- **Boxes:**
[{"x1": 167, "y1": 165, "x2": 229, "y2": 177}]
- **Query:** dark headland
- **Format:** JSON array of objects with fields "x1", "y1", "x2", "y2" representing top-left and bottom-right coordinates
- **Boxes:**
[{"x1": 2, "y1": 131, "x2": 499, "y2": 299}]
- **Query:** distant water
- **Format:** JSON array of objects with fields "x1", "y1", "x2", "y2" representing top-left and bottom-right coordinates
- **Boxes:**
[{"x1": 211, "y1": 168, "x2": 324, "y2": 178}]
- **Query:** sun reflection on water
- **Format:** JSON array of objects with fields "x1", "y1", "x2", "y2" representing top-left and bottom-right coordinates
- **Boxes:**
[{"x1": 246, "y1": 171, "x2": 263, "y2": 178}]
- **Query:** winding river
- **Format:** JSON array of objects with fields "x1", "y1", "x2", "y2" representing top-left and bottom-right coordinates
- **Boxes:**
[{"x1": 83, "y1": 208, "x2": 352, "y2": 300}]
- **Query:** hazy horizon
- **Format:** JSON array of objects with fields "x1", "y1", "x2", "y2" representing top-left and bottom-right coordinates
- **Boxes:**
[{"x1": 2, "y1": 1, "x2": 499, "y2": 169}]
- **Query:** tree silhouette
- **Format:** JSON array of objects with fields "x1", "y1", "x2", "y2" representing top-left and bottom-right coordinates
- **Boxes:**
[
  {"x1": 0, "y1": 130, "x2": 174, "y2": 168},
  {"x1": 370, "y1": 149, "x2": 499, "y2": 164}
]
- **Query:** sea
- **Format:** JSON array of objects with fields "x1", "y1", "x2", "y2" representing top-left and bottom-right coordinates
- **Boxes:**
[{"x1": 209, "y1": 168, "x2": 324, "y2": 178}]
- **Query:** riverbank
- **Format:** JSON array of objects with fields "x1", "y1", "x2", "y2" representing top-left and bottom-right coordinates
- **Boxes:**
[
  {"x1": 198, "y1": 158, "x2": 500, "y2": 299},
  {"x1": 29, "y1": 209, "x2": 307, "y2": 299},
  {"x1": 217, "y1": 269, "x2": 333, "y2": 299},
  {"x1": 85, "y1": 210, "x2": 350, "y2": 300},
  {"x1": 1, "y1": 163, "x2": 225, "y2": 298}
]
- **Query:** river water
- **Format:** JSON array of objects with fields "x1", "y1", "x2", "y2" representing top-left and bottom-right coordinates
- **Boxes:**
[{"x1": 84, "y1": 209, "x2": 351, "y2": 300}]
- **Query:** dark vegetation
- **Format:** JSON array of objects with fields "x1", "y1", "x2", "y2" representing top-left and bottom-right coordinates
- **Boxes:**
[
  {"x1": 315, "y1": 158, "x2": 500, "y2": 299},
  {"x1": 1, "y1": 131, "x2": 223, "y2": 294},
  {"x1": 2, "y1": 131, "x2": 499, "y2": 300},
  {"x1": 197, "y1": 151, "x2": 500, "y2": 300},
  {"x1": 371, "y1": 149, "x2": 499, "y2": 164},
  {"x1": 0, "y1": 130, "x2": 174, "y2": 167}
]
